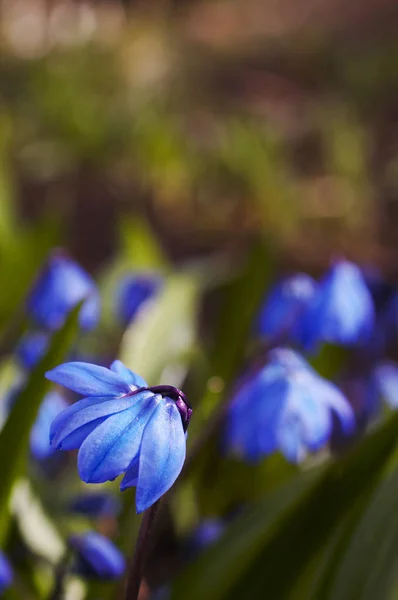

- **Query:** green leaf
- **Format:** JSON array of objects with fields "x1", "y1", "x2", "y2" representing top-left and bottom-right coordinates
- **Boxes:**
[
  {"x1": 119, "y1": 273, "x2": 199, "y2": 384},
  {"x1": 322, "y1": 457, "x2": 398, "y2": 600},
  {"x1": 0, "y1": 304, "x2": 81, "y2": 547},
  {"x1": 171, "y1": 412, "x2": 398, "y2": 600}
]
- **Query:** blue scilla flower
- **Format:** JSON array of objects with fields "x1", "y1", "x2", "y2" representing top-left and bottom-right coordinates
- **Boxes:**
[
  {"x1": 0, "y1": 552, "x2": 13, "y2": 594},
  {"x1": 116, "y1": 272, "x2": 163, "y2": 326},
  {"x1": 258, "y1": 274, "x2": 317, "y2": 341},
  {"x1": 225, "y1": 348, "x2": 355, "y2": 463},
  {"x1": 46, "y1": 360, "x2": 192, "y2": 513},
  {"x1": 30, "y1": 391, "x2": 69, "y2": 460},
  {"x1": 16, "y1": 331, "x2": 50, "y2": 369},
  {"x1": 295, "y1": 260, "x2": 375, "y2": 352},
  {"x1": 27, "y1": 253, "x2": 100, "y2": 332},
  {"x1": 69, "y1": 493, "x2": 121, "y2": 519},
  {"x1": 69, "y1": 532, "x2": 125, "y2": 580}
]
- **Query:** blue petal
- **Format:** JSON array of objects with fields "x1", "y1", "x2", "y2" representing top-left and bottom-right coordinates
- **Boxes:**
[
  {"x1": 134, "y1": 398, "x2": 186, "y2": 513},
  {"x1": 51, "y1": 396, "x2": 136, "y2": 449},
  {"x1": 60, "y1": 419, "x2": 108, "y2": 450},
  {"x1": 120, "y1": 458, "x2": 139, "y2": 489},
  {"x1": 69, "y1": 532, "x2": 125, "y2": 580},
  {"x1": 285, "y1": 375, "x2": 331, "y2": 451},
  {"x1": 110, "y1": 360, "x2": 147, "y2": 389},
  {"x1": 373, "y1": 361, "x2": 398, "y2": 408},
  {"x1": 116, "y1": 273, "x2": 163, "y2": 326},
  {"x1": 50, "y1": 396, "x2": 110, "y2": 445},
  {"x1": 277, "y1": 418, "x2": 306, "y2": 463},
  {"x1": 77, "y1": 391, "x2": 159, "y2": 483},
  {"x1": 46, "y1": 362, "x2": 132, "y2": 396},
  {"x1": 17, "y1": 331, "x2": 50, "y2": 370},
  {"x1": 258, "y1": 274, "x2": 317, "y2": 340},
  {"x1": 30, "y1": 391, "x2": 68, "y2": 459},
  {"x1": 0, "y1": 552, "x2": 13, "y2": 592},
  {"x1": 317, "y1": 377, "x2": 355, "y2": 434},
  {"x1": 27, "y1": 255, "x2": 100, "y2": 332}
]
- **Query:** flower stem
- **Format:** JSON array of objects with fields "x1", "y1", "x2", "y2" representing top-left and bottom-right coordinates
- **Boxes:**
[{"x1": 124, "y1": 501, "x2": 159, "y2": 600}]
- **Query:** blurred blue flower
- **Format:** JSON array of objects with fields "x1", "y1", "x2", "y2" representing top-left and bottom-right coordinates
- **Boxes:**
[
  {"x1": 258, "y1": 274, "x2": 317, "y2": 341},
  {"x1": 0, "y1": 552, "x2": 13, "y2": 594},
  {"x1": 30, "y1": 391, "x2": 69, "y2": 460},
  {"x1": 46, "y1": 360, "x2": 191, "y2": 513},
  {"x1": 116, "y1": 272, "x2": 163, "y2": 326},
  {"x1": 371, "y1": 361, "x2": 398, "y2": 409},
  {"x1": 16, "y1": 331, "x2": 50, "y2": 369},
  {"x1": 189, "y1": 519, "x2": 224, "y2": 551},
  {"x1": 68, "y1": 532, "x2": 125, "y2": 580},
  {"x1": 27, "y1": 253, "x2": 100, "y2": 331},
  {"x1": 225, "y1": 348, "x2": 355, "y2": 463},
  {"x1": 295, "y1": 260, "x2": 375, "y2": 351},
  {"x1": 69, "y1": 493, "x2": 121, "y2": 519}
]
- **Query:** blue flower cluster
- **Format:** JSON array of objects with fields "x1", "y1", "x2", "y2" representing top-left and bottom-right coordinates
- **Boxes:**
[
  {"x1": 69, "y1": 532, "x2": 125, "y2": 580},
  {"x1": 258, "y1": 260, "x2": 375, "y2": 351}
]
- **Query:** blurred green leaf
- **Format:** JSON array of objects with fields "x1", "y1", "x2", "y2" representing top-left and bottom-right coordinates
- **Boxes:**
[
  {"x1": 0, "y1": 304, "x2": 81, "y2": 547},
  {"x1": 119, "y1": 273, "x2": 199, "y2": 384},
  {"x1": 320, "y1": 457, "x2": 398, "y2": 600},
  {"x1": 171, "y1": 412, "x2": 398, "y2": 600}
]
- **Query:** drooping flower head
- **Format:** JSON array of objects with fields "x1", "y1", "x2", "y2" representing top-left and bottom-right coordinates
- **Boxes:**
[
  {"x1": 258, "y1": 274, "x2": 317, "y2": 341},
  {"x1": 46, "y1": 360, "x2": 191, "y2": 513},
  {"x1": 116, "y1": 272, "x2": 163, "y2": 326},
  {"x1": 30, "y1": 391, "x2": 69, "y2": 460},
  {"x1": 225, "y1": 348, "x2": 355, "y2": 463},
  {"x1": 295, "y1": 260, "x2": 375, "y2": 352},
  {"x1": 16, "y1": 331, "x2": 50, "y2": 370},
  {"x1": 68, "y1": 532, "x2": 125, "y2": 580},
  {"x1": 0, "y1": 552, "x2": 13, "y2": 594},
  {"x1": 27, "y1": 252, "x2": 100, "y2": 331}
]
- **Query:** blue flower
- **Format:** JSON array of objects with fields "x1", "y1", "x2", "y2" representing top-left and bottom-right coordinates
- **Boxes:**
[
  {"x1": 189, "y1": 519, "x2": 224, "y2": 552},
  {"x1": 258, "y1": 274, "x2": 317, "y2": 341},
  {"x1": 69, "y1": 493, "x2": 121, "y2": 519},
  {"x1": 16, "y1": 331, "x2": 50, "y2": 369},
  {"x1": 0, "y1": 552, "x2": 13, "y2": 594},
  {"x1": 46, "y1": 360, "x2": 191, "y2": 513},
  {"x1": 30, "y1": 391, "x2": 69, "y2": 460},
  {"x1": 116, "y1": 273, "x2": 163, "y2": 326},
  {"x1": 225, "y1": 348, "x2": 355, "y2": 463},
  {"x1": 68, "y1": 532, "x2": 125, "y2": 580},
  {"x1": 295, "y1": 260, "x2": 375, "y2": 351},
  {"x1": 371, "y1": 361, "x2": 398, "y2": 409},
  {"x1": 27, "y1": 253, "x2": 100, "y2": 331}
]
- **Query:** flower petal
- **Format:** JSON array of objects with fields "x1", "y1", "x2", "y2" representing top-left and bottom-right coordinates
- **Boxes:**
[
  {"x1": 46, "y1": 362, "x2": 131, "y2": 397},
  {"x1": 110, "y1": 360, "x2": 147, "y2": 389},
  {"x1": 77, "y1": 391, "x2": 159, "y2": 483},
  {"x1": 120, "y1": 458, "x2": 139, "y2": 490},
  {"x1": 135, "y1": 398, "x2": 186, "y2": 513},
  {"x1": 50, "y1": 396, "x2": 109, "y2": 445},
  {"x1": 60, "y1": 419, "x2": 108, "y2": 450},
  {"x1": 51, "y1": 396, "x2": 136, "y2": 449}
]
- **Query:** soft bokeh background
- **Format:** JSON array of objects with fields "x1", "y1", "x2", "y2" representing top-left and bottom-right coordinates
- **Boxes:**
[{"x1": 2, "y1": 1, "x2": 398, "y2": 599}]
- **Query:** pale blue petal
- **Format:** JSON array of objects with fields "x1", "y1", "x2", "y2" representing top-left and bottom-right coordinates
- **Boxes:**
[
  {"x1": 110, "y1": 360, "x2": 147, "y2": 389},
  {"x1": 277, "y1": 420, "x2": 306, "y2": 463},
  {"x1": 317, "y1": 378, "x2": 355, "y2": 434},
  {"x1": 135, "y1": 398, "x2": 186, "y2": 513},
  {"x1": 77, "y1": 391, "x2": 159, "y2": 483},
  {"x1": 46, "y1": 362, "x2": 131, "y2": 396},
  {"x1": 51, "y1": 396, "x2": 135, "y2": 449}
]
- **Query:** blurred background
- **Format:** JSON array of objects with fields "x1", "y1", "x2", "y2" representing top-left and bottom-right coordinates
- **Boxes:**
[{"x1": 2, "y1": 1, "x2": 398, "y2": 600}]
